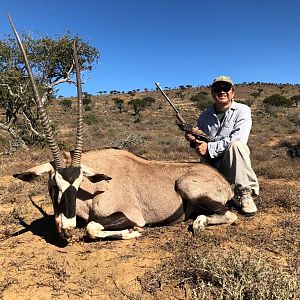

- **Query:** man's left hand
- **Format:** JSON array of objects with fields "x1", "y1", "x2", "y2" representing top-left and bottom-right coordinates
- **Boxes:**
[{"x1": 195, "y1": 141, "x2": 208, "y2": 156}]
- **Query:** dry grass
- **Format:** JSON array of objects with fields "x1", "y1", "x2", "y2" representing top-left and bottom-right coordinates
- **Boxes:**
[
  {"x1": 140, "y1": 249, "x2": 299, "y2": 299},
  {"x1": 0, "y1": 83, "x2": 299, "y2": 299}
]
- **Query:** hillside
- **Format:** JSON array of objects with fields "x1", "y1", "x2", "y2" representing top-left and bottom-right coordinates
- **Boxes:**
[{"x1": 0, "y1": 83, "x2": 299, "y2": 299}]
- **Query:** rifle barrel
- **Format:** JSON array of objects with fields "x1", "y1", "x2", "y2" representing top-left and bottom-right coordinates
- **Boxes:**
[{"x1": 155, "y1": 82, "x2": 180, "y2": 115}]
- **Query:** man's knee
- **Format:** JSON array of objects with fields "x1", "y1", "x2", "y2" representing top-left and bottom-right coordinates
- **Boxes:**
[
  {"x1": 228, "y1": 140, "x2": 249, "y2": 154},
  {"x1": 229, "y1": 140, "x2": 244, "y2": 149}
]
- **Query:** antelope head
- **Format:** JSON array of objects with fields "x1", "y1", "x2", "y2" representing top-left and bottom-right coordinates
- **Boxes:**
[{"x1": 9, "y1": 15, "x2": 111, "y2": 239}]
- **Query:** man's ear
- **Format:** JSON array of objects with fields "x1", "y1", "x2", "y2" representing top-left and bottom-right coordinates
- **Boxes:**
[
  {"x1": 81, "y1": 164, "x2": 112, "y2": 183},
  {"x1": 13, "y1": 162, "x2": 55, "y2": 182}
]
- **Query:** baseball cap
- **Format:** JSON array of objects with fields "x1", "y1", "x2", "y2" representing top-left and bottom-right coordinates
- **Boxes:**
[{"x1": 212, "y1": 76, "x2": 234, "y2": 86}]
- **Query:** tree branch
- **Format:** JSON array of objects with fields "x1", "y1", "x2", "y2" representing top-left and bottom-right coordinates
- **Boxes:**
[
  {"x1": 0, "y1": 83, "x2": 18, "y2": 98},
  {"x1": 0, "y1": 122, "x2": 28, "y2": 149},
  {"x1": 42, "y1": 64, "x2": 75, "y2": 105},
  {"x1": 22, "y1": 112, "x2": 45, "y2": 138}
]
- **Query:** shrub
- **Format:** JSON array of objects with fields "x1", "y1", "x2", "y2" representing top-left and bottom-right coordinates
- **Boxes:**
[
  {"x1": 250, "y1": 92, "x2": 260, "y2": 99},
  {"x1": 83, "y1": 97, "x2": 93, "y2": 111},
  {"x1": 83, "y1": 98, "x2": 92, "y2": 105},
  {"x1": 257, "y1": 88, "x2": 264, "y2": 94},
  {"x1": 113, "y1": 98, "x2": 125, "y2": 113},
  {"x1": 141, "y1": 251, "x2": 300, "y2": 299},
  {"x1": 83, "y1": 113, "x2": 100, "y2": 125},
  {"x1": 128, "y1": 98, "x2": 147, "y2": 115},
  {"x1": 190, "y1": 93, "x2": 212, "y2": 110},
  {"x1": 59, "y1": 99, "x2": 72, "y2": 111},
  {"x1": 235, "y1": 99, "x2": 247, "y2": 105},
  {"x1": 127, "y1": 91, "x2": 136, "y2": 96},
  {"x1": 142, "y1": 96, "x2": 155, "y2": 106},
  {"x1": 198, "y1": 91, "x2": 209, "y2": 96},
  {"x1": 290, "y1": 94, "x2": 300, "y2": 106},
  {"x1": 288, "y1": 111, "x2": 300, "y2": 127},
  {"x1": 263, "y1": 94, "x2": 293, "y2": 107},
  {"x1": 128, "y1": 98, "x2": 148, "y2": 123}
]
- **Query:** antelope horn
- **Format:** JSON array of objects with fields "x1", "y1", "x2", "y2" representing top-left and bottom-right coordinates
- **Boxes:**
[
  {"x1": 8, "y1": 14, "x2": 64, "y2": 169},
  {"x1": 72, "y1": 41, "x2": 83, "y2": 167}
]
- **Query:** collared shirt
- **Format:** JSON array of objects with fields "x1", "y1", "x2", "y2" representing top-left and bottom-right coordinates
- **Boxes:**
[{"x1": 197, "y1": 100, "x2": 252, "y2": 159}]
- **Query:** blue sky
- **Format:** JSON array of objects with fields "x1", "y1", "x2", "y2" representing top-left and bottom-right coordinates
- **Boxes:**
[{"x1": 0, "y1": 0, "x2": 299, "y2": 96}]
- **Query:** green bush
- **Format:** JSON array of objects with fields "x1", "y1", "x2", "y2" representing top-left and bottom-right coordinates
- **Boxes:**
[
  {"x1": 235, "y1": 99, "x2": 247, "y2": 105},
  {"x1": 250, "y1": 92, "x2": 260, "y2": 99},
  {"x1": 59, "y1": 99, "x2": 72, "y2": 111},
  {"x1": 83, "y1": 113, "x2": 100, "y2": 125},
  {"x1": 83, "y1": 98, "x2": 92, "y2": 106},
  {"x1": 290, "y1": 94, "x2": 300, "y2": 106},
  {"x1": 128, "y1": 98, "x2": 147, "y2": 115},
  {"x1": 128, "y1": 98, "x2": 148, "y2": 123},
  {"x1": 142, "y1": 96, "x2": 155, "y2": 106},
  {"x1": 198, "y1": 91, "x2": 209, "y2": 96},
  {"x1": 257, "y1": 88, "x2": 264, "y2": 94},
  {"x1": 113, "y1": 98, "x2": 125, "y2": 113},
  {"x1": 83, "y1": 97, "x2": 93, "y2": 111},
  {"x1": 263, "y1": 94, "x2": 293, "y2": 107},
  {"x1": 190, "y1": 92, "x2": 212, "y2": 110}
]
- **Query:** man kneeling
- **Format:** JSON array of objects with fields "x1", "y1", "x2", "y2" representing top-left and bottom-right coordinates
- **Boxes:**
[{"x1": 185, "y1": 76, "x2": 259, "y2": 216}]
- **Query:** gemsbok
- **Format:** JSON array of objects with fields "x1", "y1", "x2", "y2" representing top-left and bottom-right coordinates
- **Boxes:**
[{"x1": 10, "y1": 16, "x2": 237, "y2": 240}]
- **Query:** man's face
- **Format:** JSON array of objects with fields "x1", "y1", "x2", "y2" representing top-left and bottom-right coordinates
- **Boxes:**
[{"x1": 211, "y1": 82, "x2": 235, "y2": 109}]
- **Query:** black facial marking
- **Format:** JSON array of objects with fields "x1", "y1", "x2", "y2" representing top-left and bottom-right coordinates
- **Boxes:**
[
  {"x1": 49, "y1": 178, "x2": 59, "y2": 213},
  {"x1": 57, "y1": 166, "x2": 81, "y2": 184},
  {"x1": 59, "y1": 186, "x2": 77, "y2": 218},
  {"x1": 49, "y1": 166, "x2": 81, "y2": 217}
]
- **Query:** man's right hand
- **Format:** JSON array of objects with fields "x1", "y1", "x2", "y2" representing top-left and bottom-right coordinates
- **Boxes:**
[
  {"x1": 185, "y1": 132, "x2": 197, "y2": 143},
  {"x1": 185, "y1": 130, "x2": 209, "y2": 157}
]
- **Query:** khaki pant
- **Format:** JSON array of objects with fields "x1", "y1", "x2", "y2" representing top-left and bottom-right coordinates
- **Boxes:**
[{"x1": 210, "y1": 140, "x2": 259, "y2": 196}]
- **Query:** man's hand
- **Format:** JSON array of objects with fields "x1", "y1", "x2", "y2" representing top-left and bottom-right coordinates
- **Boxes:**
[
  {"x1": 185, "y1": 132, "x2": 197, "y2": 143},
  {"x1": 185, "y1": 132, "x2": 209, "y2": 157},
  {"x1": 195, "y1": 141, "x2": 208, "y2": 156}
]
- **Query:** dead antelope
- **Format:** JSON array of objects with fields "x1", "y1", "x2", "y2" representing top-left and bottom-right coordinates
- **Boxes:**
[{"x1": 10, "y1": 16, "x2": 237, "y2": 240}]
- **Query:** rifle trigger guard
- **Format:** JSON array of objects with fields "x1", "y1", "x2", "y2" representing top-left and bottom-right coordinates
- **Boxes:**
[{"x1": 176, "y1": 122, "x2": 193, "y2": 133}]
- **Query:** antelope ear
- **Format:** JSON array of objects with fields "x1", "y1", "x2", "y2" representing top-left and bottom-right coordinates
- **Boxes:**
[
  {"x1": 13, "y1": 162, "x2": 55, "y2": 182},
  {"x1": 87, "y1": 174, "x2": 112, "y2": 183},
  {"x1": 81, "y1": 164, "x2": 112, "y2": 183}
]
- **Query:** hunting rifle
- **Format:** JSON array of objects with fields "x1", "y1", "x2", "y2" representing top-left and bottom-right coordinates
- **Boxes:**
[{"x1": 155, "y1": 83, "x2": 209, "y2": 145}]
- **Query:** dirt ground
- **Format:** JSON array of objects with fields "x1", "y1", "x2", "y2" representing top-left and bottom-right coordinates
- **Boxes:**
[
  {"x1": 0, "y1": 150, "x2": 299, "y2": 300},
  {"x1": 0, "y1": 86, "x2": 299, "y2": 299}
]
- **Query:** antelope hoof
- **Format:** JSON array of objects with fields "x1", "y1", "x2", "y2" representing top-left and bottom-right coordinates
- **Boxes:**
[
  {"x1": 193, "y1": 215, "x2": 207, "y2": 236},
  {"x1": 86, "y1": 221, "x2": 104, "y2": 240},
  {"x1": 224, "y1": 211, "x2": 238, "y2": 224},
  {"x1": 132, "y1": 226, "x2": 145, "y2": 233}
]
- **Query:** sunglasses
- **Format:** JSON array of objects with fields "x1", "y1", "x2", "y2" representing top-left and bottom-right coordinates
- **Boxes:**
[{"x1": 212, "y1": 83, "x2": 233, "y2": 93}]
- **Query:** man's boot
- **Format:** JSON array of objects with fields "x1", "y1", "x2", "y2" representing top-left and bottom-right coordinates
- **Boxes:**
[{"x1": 235, "y1": 186, "x2": 257, "y2": 216}]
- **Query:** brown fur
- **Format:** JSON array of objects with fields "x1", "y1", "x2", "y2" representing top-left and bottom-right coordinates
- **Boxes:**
[{"x1": 74, "y1": 148, "x2": 233, "y2": 228}]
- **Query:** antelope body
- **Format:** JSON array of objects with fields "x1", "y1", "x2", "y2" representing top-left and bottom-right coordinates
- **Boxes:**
[
  {"x1": 15, "y1": 148, "x2": 237, "y2": 239},
  {"x1": 9, "y1": 15, "x2": 237, "y2": 240}
]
